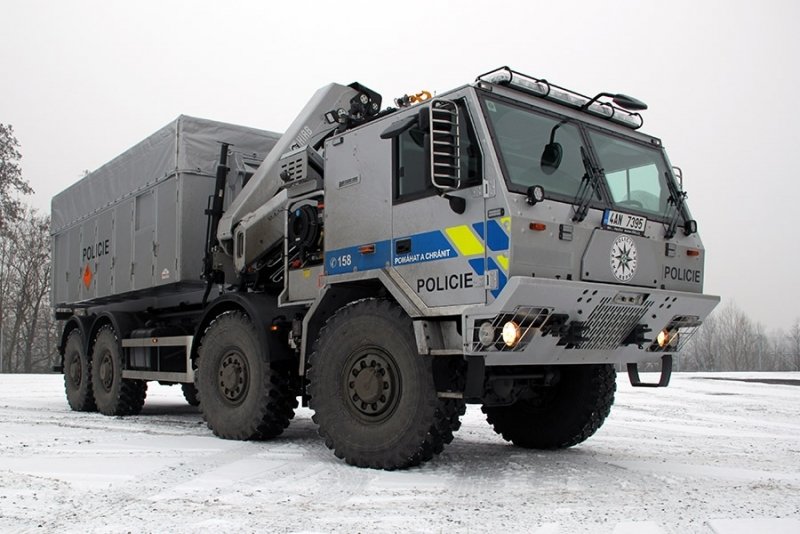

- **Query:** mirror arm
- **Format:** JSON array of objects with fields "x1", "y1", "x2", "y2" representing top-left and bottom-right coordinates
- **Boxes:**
[
  {"x1": 380, "y1": 115, "x2": 417, "y2": 139},
  {"x1": 580, "y1": 92, "x2": 615, "y2": 111}
]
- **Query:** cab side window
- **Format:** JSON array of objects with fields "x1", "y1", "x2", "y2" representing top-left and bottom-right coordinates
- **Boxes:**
[
  {"x1": 395, "y1": 127, "x2": 430, "y2": 200},
  {"x1": 394, "y1": 100, "x2": 483, "y2": 204}
]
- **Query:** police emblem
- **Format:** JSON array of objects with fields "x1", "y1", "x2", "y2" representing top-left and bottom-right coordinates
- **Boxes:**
[{"x1": 610, "y1": 234, "x2": 637, "y2": 282}]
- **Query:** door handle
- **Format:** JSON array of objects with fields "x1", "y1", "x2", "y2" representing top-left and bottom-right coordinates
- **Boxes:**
[{"x1": 395, "y1": 239, "x2": 411, "y2": 254}]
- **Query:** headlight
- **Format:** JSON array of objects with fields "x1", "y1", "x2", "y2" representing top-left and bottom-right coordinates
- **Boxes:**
[
  {"x1": 478, "y1": 322, "x2": 496, "y2": 346},
  {"x1": 657, "y1": 329, "x2": 678, "y2": 348},
  {"x1": 502, "y1": 321, "x2": 522, "y2": 347}
]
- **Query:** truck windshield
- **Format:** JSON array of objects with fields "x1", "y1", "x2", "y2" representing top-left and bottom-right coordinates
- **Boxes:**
[
  {"x1": 482, "y1": 98, "x2": 595, "y2": 199},
  {"x1": 587, "y1": 129, "x2": 672, "y2": 218}
]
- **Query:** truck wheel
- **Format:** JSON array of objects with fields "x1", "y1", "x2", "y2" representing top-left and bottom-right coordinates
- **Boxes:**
[
  {"x1": 91, "y1": 325, "x2": 148, "y2": 416},
  {"x1": 437, "y1": 398, "x2": 466, "y2": 449},
  {"x1": 482, "y1": 364, "x2": 616, "y2": 449},
  {"x1": 307, "y1": 299, "x2": 459, "y2": 470},
  {"x1": 196, "y1": 311, "x2": 297, "y2": 440},
  {"x1": 63, "y1": 330, "x2": 96, "y2": 412},
  {"x1": 181, "y1": 383, "x2": 200, "y2": 407}
]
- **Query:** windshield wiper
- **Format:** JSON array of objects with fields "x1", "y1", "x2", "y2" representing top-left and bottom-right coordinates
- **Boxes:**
[
  {"x1": 663, "y1": 170, "x2": 687, "y2": 238},
  {"x1": 572, "y1": 146, "x2": 599, "y2": 222}
]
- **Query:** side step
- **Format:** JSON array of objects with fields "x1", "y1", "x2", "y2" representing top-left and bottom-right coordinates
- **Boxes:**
[{"x1": 627, "y1": 355, "x2": 672, "y2": 388}]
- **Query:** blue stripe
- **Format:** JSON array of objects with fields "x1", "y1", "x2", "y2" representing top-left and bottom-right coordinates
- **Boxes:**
[
  {"x1": 326, "y1": 240, "x2": 392, "y2": 275},
  {"x1": 468, "y1": 258, "x2": 485, "y2": 276},
  {"x1": 472, "y1": 222, "x2": 485, "y2": 240},
  {"x1": 392, "y1": 230, "x2": 457, "y2": 267},
  {"x1": 486, "y1": 220, "x2": 509, "y2": 251}
]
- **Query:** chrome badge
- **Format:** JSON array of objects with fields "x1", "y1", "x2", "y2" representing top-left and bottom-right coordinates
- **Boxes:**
[{"x1": 610, "y1": 234, "x2": 638, "y2": 282}]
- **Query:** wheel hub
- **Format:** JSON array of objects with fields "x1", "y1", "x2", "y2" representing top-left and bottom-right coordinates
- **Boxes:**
[
  {"x1": 99, "y1": 352, "x2": 113, "y2": 390},
  {"x1": 345, "y1": 349, "x2": 398, "y2": 421},
  {"x1": 68, "y1": 354, "x2": 82, "y2": 386},
  {"x1": 218, "y1": 351, "x2": 249, "y2": 405}
]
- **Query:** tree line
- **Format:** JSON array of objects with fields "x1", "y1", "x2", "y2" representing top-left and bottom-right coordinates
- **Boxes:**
[
  {"x1": 0, "y1": 122, "x2": 798, "y2": 373},
  {"x1": 1, "y1": 124, "x2": 59, "y2": 372},
  {"x1": 680, "y1": 304, "x2": 800, "y2": 372}
]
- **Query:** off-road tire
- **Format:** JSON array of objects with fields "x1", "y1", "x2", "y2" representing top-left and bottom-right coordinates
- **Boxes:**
[
  {"x1": 196, "y1": 311, "x2": 297, "y2": 440},
  {"x1": 437, "y1": 398, "x2": 466, "y2": 447},
  {"x1": 307, "y1": 298, "x2": 462, "y2": 470},
  {"x1": 63, "y1": 329, "x2": 96, "y2": 412},
  {"x1": 181, "y1": 383, "x2": 200, "y2": 407},
  {"x1": 482, "y1": 364, "x2": 616, "y2": 449},
  {"x1": 91, "y1": 325, "x2": 147, "y2": 416}
]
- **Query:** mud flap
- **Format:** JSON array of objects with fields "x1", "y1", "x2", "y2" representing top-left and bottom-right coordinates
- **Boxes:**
[
  {"x1": 464, "y1": 355, "x2": 485, "y2": 401},
  {"x1": 627, "y1": 355, "x2": 672, "y2": 388}
]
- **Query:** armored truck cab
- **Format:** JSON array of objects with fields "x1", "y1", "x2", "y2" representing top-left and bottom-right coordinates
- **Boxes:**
[
  {"x1": 293, "y1": 68, "x2": 717, "y2": 368},
  {"x1": 54, "y1": 68, "x2": 719, "y2": 470}
]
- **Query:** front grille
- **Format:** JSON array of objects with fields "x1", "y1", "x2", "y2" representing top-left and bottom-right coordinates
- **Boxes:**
[{"x1": 579, "y1": 297, "x2": 652, "y2": 350}]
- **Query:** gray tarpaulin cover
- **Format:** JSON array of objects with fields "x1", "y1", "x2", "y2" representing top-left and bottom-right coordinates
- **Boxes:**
[{"x1": 51, "y1": 115, "x2": 280, "y2": 234}]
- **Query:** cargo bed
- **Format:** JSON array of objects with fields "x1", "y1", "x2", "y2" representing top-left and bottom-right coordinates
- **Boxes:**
[{"x1": 51, "y1": 115, "x2": 279, "y2": 308}]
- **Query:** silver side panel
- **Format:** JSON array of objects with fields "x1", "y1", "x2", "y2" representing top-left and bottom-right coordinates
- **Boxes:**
[
  {"x1": 51, "y1": 116, "x2": 278, "y2": 307},
  {"x1": 323, "y1": 125, "x2": 393, "y2": 260}
]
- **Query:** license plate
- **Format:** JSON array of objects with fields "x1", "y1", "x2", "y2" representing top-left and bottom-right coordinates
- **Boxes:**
[{"x1": 602, "y1": 209, "x2": 647, "y2": 235}]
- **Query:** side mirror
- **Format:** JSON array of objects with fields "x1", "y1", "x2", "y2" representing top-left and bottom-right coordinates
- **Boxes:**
[
  {"x1": 445, "y1": 194, "x2": 466, "y2": 214},
  {"x1": 540, "y1": 142, "x2": 563, "y2": 174},
  {"x1": 379, "y1": 115, "x2": 417, "y2": 139},
  {"x1": 417, "y1": 106, "x2": 430, "y2": 132}
]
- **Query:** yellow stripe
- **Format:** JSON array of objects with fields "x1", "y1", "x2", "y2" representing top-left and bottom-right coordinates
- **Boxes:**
[
  {"x1": 445, "y1": 225, "x2": 485, "y2": 256},
  {"x1": 496, "y1": 254, "x2": 509, "y2": 271},
  {"x1": 500, "y1": 216, "x2": 511, "y2": 233}
]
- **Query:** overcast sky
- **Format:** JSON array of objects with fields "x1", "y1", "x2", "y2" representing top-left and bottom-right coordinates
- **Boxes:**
[{"x1": 2, "y1": 0, "x2": 798, "y2": 331}]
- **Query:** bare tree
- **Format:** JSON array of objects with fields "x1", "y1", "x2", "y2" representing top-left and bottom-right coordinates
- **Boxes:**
[
  {"x1": 0, "y1": 209, "x2": 59, "y2": 373},
  {"x1": 683, "y1": 312, "x2": 719, "y2": 371},
  {"x1": 679, "y1": 303, "x2": 797, "y2": 372},
  {"x1": 0, "y1": 124, "x2": 34, "y2": 234}
]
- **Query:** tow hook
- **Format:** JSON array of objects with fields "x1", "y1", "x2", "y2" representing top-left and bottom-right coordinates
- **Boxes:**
[{"x1": 627, "y1": 355, "x2": 672, "y2": 387}]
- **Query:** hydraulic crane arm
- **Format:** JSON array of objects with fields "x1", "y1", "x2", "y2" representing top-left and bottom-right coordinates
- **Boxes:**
[{"x1": 217, "y1": 82, "x2": 381, "y2": 260}]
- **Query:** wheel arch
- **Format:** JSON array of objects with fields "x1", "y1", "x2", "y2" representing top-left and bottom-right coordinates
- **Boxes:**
[
  {"x1": 299, "y1": 280, "x2": 388, "y2": 375},
  {"x1": 192, "y1": 292, "x2": 301, "y2": 365},
  {"x1": 87, "y1": 311, "x2": 142, "y2": 354},
  {"x1": 58, "y1": 315, "x2": 92, "y2": 356},
  {"x1": 57, "y1": 315, "x2": 93, "y2": 370}
]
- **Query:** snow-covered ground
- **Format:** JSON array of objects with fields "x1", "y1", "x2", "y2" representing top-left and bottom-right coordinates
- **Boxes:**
[{"x1": 1, "y1": 373, "x2": 798, "y2": 534}]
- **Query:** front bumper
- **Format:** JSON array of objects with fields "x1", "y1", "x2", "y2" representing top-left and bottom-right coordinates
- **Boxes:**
[{"x1": 462, "y1": 276, "x2": 720, "y2": 366}]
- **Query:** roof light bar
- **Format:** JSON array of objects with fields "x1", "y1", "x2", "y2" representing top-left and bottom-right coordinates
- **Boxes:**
[{"x1": 476, "y1": 67, "x2": 644, "y2": 130}]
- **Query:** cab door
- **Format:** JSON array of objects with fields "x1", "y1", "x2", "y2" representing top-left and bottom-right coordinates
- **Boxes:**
[{"x1": 390, "y1": 101, "x2": 486, "y2": 310}]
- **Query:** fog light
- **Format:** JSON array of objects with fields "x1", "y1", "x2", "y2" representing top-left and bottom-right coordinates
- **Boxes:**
[
  {"x1": 478, "y1": 322, "x2": 496, "y2": 346},
  {"x1": 657, "y1": 329, "x2": 671, "y2": 348},
  {"x1": 502, "y1": 321, "x2": 522, "y2": 347}
]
